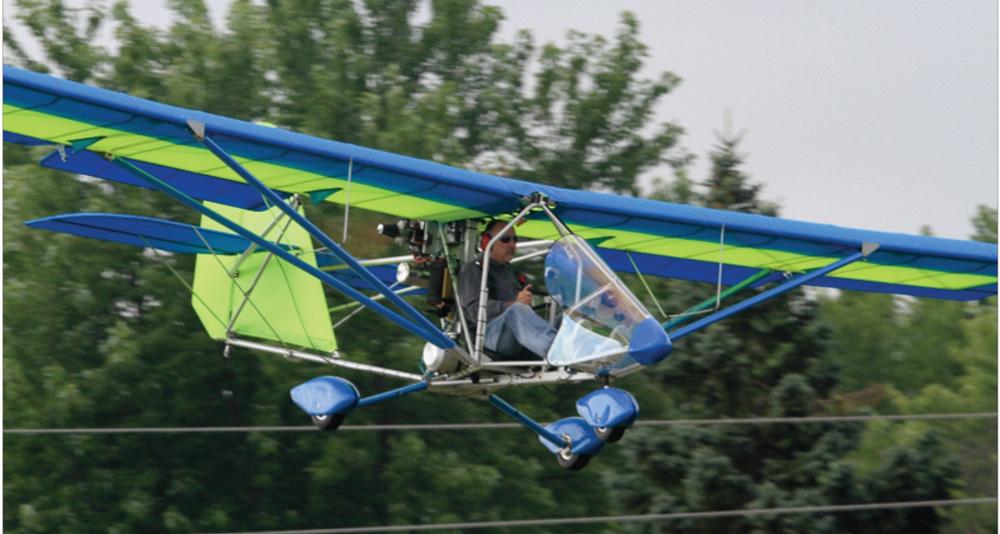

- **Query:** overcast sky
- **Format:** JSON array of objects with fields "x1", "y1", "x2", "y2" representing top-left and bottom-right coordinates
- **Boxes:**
[{"x1": 5, "y1": 0, "x2": 997, "y2": 239}]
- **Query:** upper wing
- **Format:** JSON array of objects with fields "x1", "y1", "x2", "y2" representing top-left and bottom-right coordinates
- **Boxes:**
[
  {"x1": 4, "y1": 64, "x2": 518, "y2": 218},
  {"x1": 512, "y1": 191, "x2": 997, "y2": 301},
  {"x1": 5, "y1": 65, "x2": 996, "y2": 301}
]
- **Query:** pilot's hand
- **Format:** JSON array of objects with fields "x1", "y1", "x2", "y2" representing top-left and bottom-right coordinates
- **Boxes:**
[{"x1": 516, "y1": 285, "x2": 533, "y2": 306}]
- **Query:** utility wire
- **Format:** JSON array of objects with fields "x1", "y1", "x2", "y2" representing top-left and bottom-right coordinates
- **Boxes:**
[
  {"x1": 211, "y1": 497, "x2": 998, "y2": 533},
  {"x1": 5, "y1": 412, "x2": 995, "y2": 435}
]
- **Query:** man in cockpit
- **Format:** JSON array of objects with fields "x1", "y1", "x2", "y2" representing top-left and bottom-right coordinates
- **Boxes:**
[{"x1": 457, "y1": 220, "x2": 557, "y2": 360}]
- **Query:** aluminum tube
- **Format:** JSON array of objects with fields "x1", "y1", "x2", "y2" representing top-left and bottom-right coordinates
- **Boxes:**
[
  {"x1": 474, "y1": 202, "x2": 543, "y2": 361},
  {"x1": 225, "y1": 337, "x2": 423, "y2": 381}
]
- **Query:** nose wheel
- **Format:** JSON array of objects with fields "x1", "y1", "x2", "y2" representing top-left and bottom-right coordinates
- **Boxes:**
[
  {"x1": 293, "y1": 377, "x2": 430, "y2": 433},
  {"x1": 595, "y1": 426, "x2": 626, "y2": 443},
  {"x1": 577, "y1": 386, "x2": 638, "y2": 445},
  {"x1": 310, "y1": 413, "x2": 347, "y2": 431},
  {"x1": 556, "y1": 448, "x2": 592, "y2": 471}
]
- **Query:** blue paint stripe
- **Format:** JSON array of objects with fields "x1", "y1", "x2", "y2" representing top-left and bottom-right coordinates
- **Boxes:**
[
  {"x1": 598, "y1": 248, "x2": 996, "y2": 301},
  {"x1": 4, "y1": 131, "x2": 52, "y2": 145},
  {"x1": 40, "y1": 150, "x2": 277, "y2": 211}
]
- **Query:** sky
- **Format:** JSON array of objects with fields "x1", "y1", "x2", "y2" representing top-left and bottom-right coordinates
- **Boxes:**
[{"x1": 4, "y1": 0, "x2": 997, "y2": 240}]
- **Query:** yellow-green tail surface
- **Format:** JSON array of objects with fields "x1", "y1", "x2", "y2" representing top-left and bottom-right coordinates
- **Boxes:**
[{"x1": 192, "y1": 202, "x2": 336, "y2": 352}]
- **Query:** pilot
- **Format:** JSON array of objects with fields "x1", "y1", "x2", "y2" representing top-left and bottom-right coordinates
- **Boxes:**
[{"x1": 457, "y1": 220, "x2": 557, "y2": 360}]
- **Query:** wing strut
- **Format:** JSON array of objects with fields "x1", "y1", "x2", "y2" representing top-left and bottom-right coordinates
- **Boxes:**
[
  {"x1": 668, "y1": 246, "x2": 878, "y2": 341},
  {"x1": 109, "y1": 155, "x2": 455, "y2": 349},
  {"x1": 661, "y1": 268, "x2": 773, "y2": 330},
  {"x1": 610, "y1": 244, "x2": 878, "y2": 376},
  {"x1": 228, "y1": 196, "x2": 298, "y2": 278},
  {"x1": 188, "y1": 120, "x2": 449, "y2": 347}
]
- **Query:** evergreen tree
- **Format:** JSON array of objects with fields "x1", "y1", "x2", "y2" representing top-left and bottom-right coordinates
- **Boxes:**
[
  {"x1": 4, "y1": 1, "x2": 681, "y2": 530},
  {"x1": 604, "y1": 133, "x2": 961, "y2": 533},
  {"x1": 701, "y1": 133, "x2": 776, "y2": 215},
  {"x1": 970, "y1": 205, "x2": 997, "y2": 244}
]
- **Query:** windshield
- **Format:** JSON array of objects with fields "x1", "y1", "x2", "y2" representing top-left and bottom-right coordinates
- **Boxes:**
[{"x1": 543, "y1": 235, "x2": 652, "y2": 366}]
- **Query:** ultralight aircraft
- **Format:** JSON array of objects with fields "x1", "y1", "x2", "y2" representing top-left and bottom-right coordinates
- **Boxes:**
[{"x1": 4, "y1": 65, "x2": 997, "y2": 470}]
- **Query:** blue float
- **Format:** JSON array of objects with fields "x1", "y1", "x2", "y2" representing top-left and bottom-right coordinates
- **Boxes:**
[
  {"x1": 537, "y1": 416, "x2": 605, "y2": 457},
  {"x1": 290, "y1": 376, "x2": 360, "y2": 416},
  {"x1": 576, "y1": 387, "x2": 640, "y2": 429}
]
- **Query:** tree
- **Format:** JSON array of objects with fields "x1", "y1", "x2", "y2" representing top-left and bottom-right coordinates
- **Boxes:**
[
  {"x1": 473, "y1": 12, "x2": 686, "y2": 194},
  {"x1": 4, "y1": 1, "x2": 684, "y2": 530},
  {"x1": 701, "y1": 132, "x2": 776, "y2": 216},
  {"x1": 970, "y1": 205, "x2": 997, "y2": 244},
  {"x1": 847, "y1": 208, "x2": 998, "y2": 533},
  {"x1": 605, "y1": 133, "x2": 961, "y2": 533}
]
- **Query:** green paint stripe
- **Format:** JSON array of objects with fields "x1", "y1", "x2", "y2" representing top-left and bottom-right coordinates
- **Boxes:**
[
  {"x1": 4, "y1": 105, "x2": 485, "y2": 221},
  {"x1": 7, "y1": 106, "x2": 995, "y2": 291},
  {"x1": 662, "y1": 268, "x2": 773, "y2": 330},
  {"x1": 516, "y1": 221, "x2": 996, "y2": 291}
]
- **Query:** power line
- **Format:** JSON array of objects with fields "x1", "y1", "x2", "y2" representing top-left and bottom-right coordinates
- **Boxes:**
[
  {"x1": 211, "y1": 497, "x2": 998, "y2": 533},
  {"x1": 5, "y1": 412, "x2": 995, "y2": 435}
]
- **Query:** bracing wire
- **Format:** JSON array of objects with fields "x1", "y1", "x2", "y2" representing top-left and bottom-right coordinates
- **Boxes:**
[
  {"x1": 624, "y1": 251, "x2": 668, "y2": 320},
  {"x1": 262, "y1": 204, "x2": 329, "y2": 350},
  {"x1": 221, "y1": 216, "x2": 297, "y2": 334},
  {"x1": 193, "y1": 228, "x2": 290, "y2": 349},
  {"x1": 140, "y1": 237, "x2": 228, "y2": 331},
  {"x1": 207, "y1": 497, "x2": 998, "y2": 534},
  {"x1": 342, "y1": 157, "x2": 353, "y2": 243},
  {"x1": 715, "y1": 224, "x2": 725, "y2": 308},
  {"x1": 332, "y1": 281, "x2": 402, "y2": 330},
  {"x1": 6, "y1": 411, "x2": 995, "y2": 435}
]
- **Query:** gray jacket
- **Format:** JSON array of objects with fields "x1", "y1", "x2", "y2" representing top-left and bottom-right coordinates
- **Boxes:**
[{"x1": 457, "y1": 258, "x2": 522, "y2": 325}]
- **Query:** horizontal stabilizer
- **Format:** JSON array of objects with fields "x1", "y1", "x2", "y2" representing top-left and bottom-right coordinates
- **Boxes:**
[
  {"x1": 26, "y1": 213, "x2": 256, "y2": 254},
  {"x1": 26, "y1": 213, "x2": 422, "y2": 295}
]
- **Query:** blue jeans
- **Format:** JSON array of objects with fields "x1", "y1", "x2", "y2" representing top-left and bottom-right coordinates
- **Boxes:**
[{"x1": 484, "y1": 303, "x2": 557, "y2": 360}]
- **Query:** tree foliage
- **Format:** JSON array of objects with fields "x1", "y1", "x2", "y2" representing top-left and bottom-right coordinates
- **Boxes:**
[{"x1": 605, "y1": 134, "x2": 972, "y2": 533}]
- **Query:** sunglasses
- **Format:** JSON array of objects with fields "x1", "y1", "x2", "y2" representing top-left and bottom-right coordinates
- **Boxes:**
[{"x1": 498, "y1": 235, "x2": 518, "y2": 244}]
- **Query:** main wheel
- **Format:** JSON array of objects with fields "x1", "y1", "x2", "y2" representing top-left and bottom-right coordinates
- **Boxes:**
[
  {"x1": 311, "y1": 413, "x2": 346, "y2": 431},
  {"x1": 595, "y1": 426, "x2": 626, "y2": 443},
  {"x1": 556, "y1": 449, "x2": 592, "y2": 471}
]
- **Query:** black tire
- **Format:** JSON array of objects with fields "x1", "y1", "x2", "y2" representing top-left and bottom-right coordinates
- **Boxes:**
[
  {"x1": 311, "y1": 413, "x2": 346, "y2": 431},
  {"x1": 595, "y1": 426, "x2": 626, "y2": 443},
  {"x1": 556, "y1": 450, "x2": 592, "y2": 471}
]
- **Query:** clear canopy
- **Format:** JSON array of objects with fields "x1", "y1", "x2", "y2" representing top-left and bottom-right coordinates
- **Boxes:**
[{"x1": 543, "y1": 235, "x2": 653, "y2": 367}]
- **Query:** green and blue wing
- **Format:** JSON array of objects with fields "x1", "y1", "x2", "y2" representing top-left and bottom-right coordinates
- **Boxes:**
[{"x1": 5, "y1": 65, "x2": 996, "y2": 301}]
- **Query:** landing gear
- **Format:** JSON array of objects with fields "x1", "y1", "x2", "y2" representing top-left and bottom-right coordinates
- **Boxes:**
[
  {"x1": 577, "y1": 386, "x2": 638, "y2": 445},
  {"x1": 488, "y1": 395, "x2": 605, "y2": 472},
  {"x1": 292, "y1": 376, "x2": 429, "y2": 432},
  {"x1": 310, "y1": 413, "x2": 346, "y2": 431},
  {"x1": 556, "y1": 449, "x2": 592, "y2": 471},
  {"x1": 595, "y1": 426, "x2": 626, "y2": 443}
]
